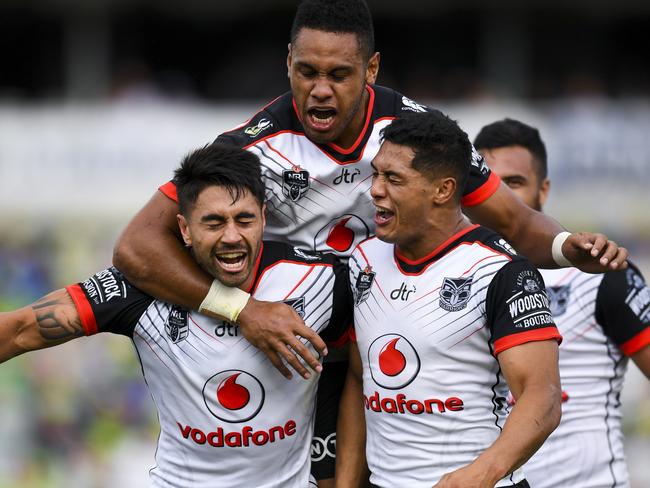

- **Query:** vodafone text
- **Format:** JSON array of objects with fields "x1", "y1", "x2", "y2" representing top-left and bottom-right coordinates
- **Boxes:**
[
  {"x1": 364, "y1": 391, "x2": 464, "y2": 414},
  {"x1": 177, "y1": 420, "x2": 297, "y2": 447}
]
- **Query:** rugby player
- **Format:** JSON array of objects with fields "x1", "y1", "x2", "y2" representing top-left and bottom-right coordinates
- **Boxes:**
[
  {"x1": 112, "y1": 0, "x2": 626, "y2": 484},
  {"x1": 0, "y1": 144, "x2": 351, "y2": 488},
  {"x1": 475, "y1": 118, "x2": 650, "y2": 488},
  {"x1": 336, "y1": 110, "x2": 562, "y2": 488}
]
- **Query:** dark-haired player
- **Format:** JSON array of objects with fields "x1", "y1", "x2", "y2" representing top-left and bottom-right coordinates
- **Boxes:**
[
  {"x1": 0, "y1": 144, "x2": 350, "y2": 488},
  {"x1": 112, "y1": 0, "x2": 626, "y2": 484},
  {"x1": 336, "y1": 110, "x2": 562, "y2": 488},
  {"x1": 475, "y1": 118, "x2": 650, "y2": 488}
]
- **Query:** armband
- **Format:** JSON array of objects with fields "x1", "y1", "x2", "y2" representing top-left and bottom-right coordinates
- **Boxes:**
[
  {"x1": 551, "y1": 231, "x2": 573, "y2": 267},
  {"x1": 199, "y1": 279, "x2": 251, "y2": 323}
]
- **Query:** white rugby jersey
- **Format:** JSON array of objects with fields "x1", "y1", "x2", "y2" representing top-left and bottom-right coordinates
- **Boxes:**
[
  {"x1": 160, "y1": 85, "x2": 500, "y2": 257},
  {"x1": 522, "y1": 265, "x2": 650, "y2": 488},
  {"x1": 349, "y1": 225, "x2": 561, "y2": 488},
  {"x1": 65, "y1": 242, "x2": 351, "y2": 488}
]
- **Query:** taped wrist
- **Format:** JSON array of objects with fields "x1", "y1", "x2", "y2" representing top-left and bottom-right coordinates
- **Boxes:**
[
  {"x1": 551, "y1": 231, "x2": 573, "y2": 267},
  {"x1": 199, "y1": 279, "x2": 251, "y2": 323}
]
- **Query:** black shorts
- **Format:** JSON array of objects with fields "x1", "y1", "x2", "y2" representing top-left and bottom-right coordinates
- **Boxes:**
[
  {"x1": 310, "y1": 359, "x2": 348, "y2": 480},
  {"x1": 371, "y1": 481, "x2": 529, "y2": 488}
]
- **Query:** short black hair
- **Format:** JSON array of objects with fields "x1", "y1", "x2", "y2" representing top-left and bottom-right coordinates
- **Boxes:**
[
  {"x1": 173, "y1": 143, "x2": 265, "y2": 216},
  {"x1": 473, "y1": 118, "x2": 548, "y2": 181},
  {"x1": 380, "y1": 111, "x2": 472, "y2": 202},
  {"x1": 291, "y1": 0, "x2": 375, "y2": 60}
]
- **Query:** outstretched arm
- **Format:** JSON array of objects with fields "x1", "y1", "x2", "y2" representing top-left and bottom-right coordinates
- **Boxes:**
[
  {"x1": 464, "y1": 181, "x2": 628, "y2": 272},
  {"x1": 434, "y1": 340, "x2": 561, "y2": 487},
  {"x1": 0, "y1": 289, "x2": 84, "y2": 363},
  {"x1": 113, "y1": 191, "x2": 326, "y2": 379}
]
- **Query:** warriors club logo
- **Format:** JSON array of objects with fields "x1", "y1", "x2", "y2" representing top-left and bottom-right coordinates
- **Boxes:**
[
  {"x1": 547, "y1": 285, "x2": 571, "y2": 316},
  {"x1": 439, "y1": 277, "x2": 473, "y2": 312},
  {"x1": 202, "y1": 370, "x2": 265, "y2": 423},
  {"x1": 282, "y1": 165, "x2": 310, "y2": 202},
  {"x1": 368, "y1": 334, "x2": 421, "y2": 390}
]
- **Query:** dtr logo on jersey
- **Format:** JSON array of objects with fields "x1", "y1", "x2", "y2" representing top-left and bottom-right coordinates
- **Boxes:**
[
  {"x1": 354, "y1": 267, "x2": 375, "y2": 306},
  {"x1": 165, "y1": 306, "x2": 189, "y2": 343},
  {"x1": 368, "y1": 334, "x2": 421, "y2": 389},
  {"x1": 547, "y1": 285, "x2": 571, "y2": 316},
  {"x1": 439, "y1": 277, "x2": 473, "y2": 312},
  {"x1": 203, "y1": 370, "x2": 265, "y2": 423},
  {"x1": 282, "y1": 165, "x2": 310, "y2": 202}
]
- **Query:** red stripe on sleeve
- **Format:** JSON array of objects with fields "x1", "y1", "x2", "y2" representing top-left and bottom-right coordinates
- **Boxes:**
[
  {"x1": 620, "y1": 327, "x2": 650, "y2": 356},
  {"x1": 65, "y1": 284, "x2": 98, "y2": 336},
  {"x1": 461, "y1": 172, "x2": 501, "y2": 207},
  {"x1": 349, "y1": 327, "x2": 357, "y2": 343},
  {"x1": 327, "y1": 327, "x2": 351, "y2": 348},
  {"x1": 159, "y1": 181, "x2": 178, "y2": 202},
  {"x1": 493, "y1": 327, "x2": 562, "y2": 356}
]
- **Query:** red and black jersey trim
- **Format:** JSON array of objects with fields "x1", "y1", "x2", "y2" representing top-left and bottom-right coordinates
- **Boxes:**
[
  {"x1": 66, "y1": 283, "x2": 98, "y2": 336},
  {"x1": 394, "y1": 225, "x2": 513, "y2": 275}
]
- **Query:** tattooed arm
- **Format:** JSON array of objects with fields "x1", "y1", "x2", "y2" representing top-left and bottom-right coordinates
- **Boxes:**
[{"x1": 0, "y1": 289, "x2": 84, "y2": 363}]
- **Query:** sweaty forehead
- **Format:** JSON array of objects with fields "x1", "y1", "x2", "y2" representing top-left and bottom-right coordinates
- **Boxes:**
[
  {"x1": 292, "y1": 28, "x2": 364, "y2": 64},
  {"x1": 191, "y1": 186, "x2": 259, "y2": 217},
  {"x1": 481, "y1": 146, "x2": 536, "y2": 179},
  {"x1": 373, "y1": 142, "x2": 417, "y2": 173}
]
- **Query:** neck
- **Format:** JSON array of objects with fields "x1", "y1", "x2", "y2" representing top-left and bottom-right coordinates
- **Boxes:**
[{"x1": 396, "y1": 209, "x2": 472, "y2": 262}]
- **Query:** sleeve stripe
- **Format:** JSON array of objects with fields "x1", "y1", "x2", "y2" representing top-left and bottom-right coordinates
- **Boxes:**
[
  {"x1": 349, "y1": 327, "x2": 357, "y2": 343},
  {"x1": 65, "y1": 284, "x2": 98, "y2": 336},
  {"x1": 620, "y1": 327, "x2": 650, "y2": 356},
  {"x1": 461, "y1": 171, "x2": 501, "y2": 207},
  {"x1": 159, "y1": 181, "x2": 178, "y2": 202},
  {"x1": 493, "y1": 327, "x2": 562, "y2": 356}
]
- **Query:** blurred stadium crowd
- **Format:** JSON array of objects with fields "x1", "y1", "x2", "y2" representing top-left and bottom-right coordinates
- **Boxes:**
[{"x1": 1, "y1": 0, "x2": 649, "y2": 486}]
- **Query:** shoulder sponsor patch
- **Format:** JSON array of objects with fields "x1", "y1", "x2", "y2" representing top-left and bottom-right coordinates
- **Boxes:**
[
  {"x1": 354, "y1": 267, "x2": 375, "y2": 306},
  {"x1": 292, "y1": 247, "x2": 321, "y2": 261},
  {"x1": 401, "y1": 96, "x2": 427, "y2": 113},
  {"x1": 166, "y1": 306, "x2": 189, "y2": 343},
  {"x1": 471, "y1": 146, "x2": 489, "y2": 175},
  {"x1": 494, "y1": 238, "x2": 517, "y2": 256},
  {"x1": 244, "y1": 118, "x2": 273, "y2": 137},
  {"x1": 82, "y1": 267, "x2": 127, "y2": 305},
  {"x1": 282, "y1": 165, "x2": 310, "y2": 202},
  {"x1": 439, "y1": 277, "x2": 473, "y2": 312},
  {"x1": 547, "y1": 285, "x2": 571, "y2": 316},
  {"x1": 625, "y1": 268, "x2": 650, "y2": 321}
]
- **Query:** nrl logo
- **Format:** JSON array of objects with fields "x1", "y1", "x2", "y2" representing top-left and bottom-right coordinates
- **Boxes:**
[
  {"x1": 166, "y1": 306, "x2": 189, "y2": 343},
  {"x1": 439, "y1": 277, "x2": 473, "y2": 312},
  {"x1": 547, "y1": 285, "x2": 570, "y2": 316},
  {"x1": 283, "y1": 297, "x2": 306, "y2": 319},
  {"x1": 354, "y1": 266, "x2": 376, "y2": 306},
  {"x1": 244, "y1": 118, "x2": 273, "y2": 137},
  {"x1": 283, "y1": 165, "x2": 310, "y2": 202}
]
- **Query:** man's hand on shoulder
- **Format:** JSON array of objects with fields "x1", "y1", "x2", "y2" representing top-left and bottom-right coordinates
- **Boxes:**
[
  {"x1": 237, "y1": 298, "x2": 327, "y2": 379},
  {"x1": 563, "y1": 232, "x2": 628, "y2": 272}
]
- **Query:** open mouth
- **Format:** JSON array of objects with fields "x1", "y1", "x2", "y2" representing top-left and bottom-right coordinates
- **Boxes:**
[
  {"x1": 214, "y1": 251, "x2": 248, "y2": 273},
  {"x1": 307, "y1": 108, "x2": 337, "y2": 131},
  {"x1": 374, "y1": 206, "x2": 394, "y2": 226}
]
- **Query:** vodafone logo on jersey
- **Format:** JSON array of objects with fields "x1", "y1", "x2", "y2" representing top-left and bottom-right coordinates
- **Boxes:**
[
  {"x1": 368, "y1": 334, "x2": 420, "y2": 389},
  {"x1": 315, "y1": 214, "x2": 370, "y2": 255},
  {"x1": 203, "y1": 370, "x2": 265, "y2": 423}
]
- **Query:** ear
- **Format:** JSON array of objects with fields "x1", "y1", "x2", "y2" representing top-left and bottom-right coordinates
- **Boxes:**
[
  {"x1": 177, "y1": 214, "x2": 192, "y2": 247},
  {"x1": 261, "y1": 203, "x2": 267, "y2": 229},
  {"x1": 432, "y1": 176, "x2": 458, "y2": 206},
  {"x1": 287, "y1": 43, "x2": 293, "y2": 79},
  {"x1": 365, "y1": 52, "x2": 380, "y2": 85},
  {"x1": 539, "y1": 178, "x2": 550, "y2": 208}
]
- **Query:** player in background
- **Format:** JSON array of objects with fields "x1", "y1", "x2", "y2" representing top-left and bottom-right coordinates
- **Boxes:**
[
  {"x1": 0, "y1": 144, "x2": 351, "y2": 488},
  {"x1": 475, "y1": 118, "x2": 650, "y2": 488},
  {"x1": 111, "y1": 1, "x2": 625, "y2": 485},
  {"x1": 336, "y1": 110, "x2": 562, "y2": 488}
]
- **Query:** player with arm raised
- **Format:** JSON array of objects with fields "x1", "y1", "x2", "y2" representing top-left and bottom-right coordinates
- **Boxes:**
[
  {"x1": 0, "y1": 144, "x2": 351, "y2": 488},
  {"x1": 475, "y1": 118, "x2": 650, "y2": 488}
]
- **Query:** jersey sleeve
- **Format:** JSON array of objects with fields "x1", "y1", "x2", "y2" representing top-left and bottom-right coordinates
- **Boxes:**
[
  {"x1": 460, "y1": 146, "x2": 501, "y2": 207},
  {"x1": 485, "y1": 259, "x2": 562, "y2": 356},
  {"x1": 319, "y1": 255, "x2": 353, "y2": 347},
  {"x1": 65, "y1": 267, "x2": 154, "y2": 337},
  {"x1": 596, "y1": 263, "x2": 650, "y2": 356}
]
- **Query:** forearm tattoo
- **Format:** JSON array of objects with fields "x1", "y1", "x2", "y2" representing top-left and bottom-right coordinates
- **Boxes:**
[{"x1": 32, "y1": 296, "x2": 84, "y2": 341}]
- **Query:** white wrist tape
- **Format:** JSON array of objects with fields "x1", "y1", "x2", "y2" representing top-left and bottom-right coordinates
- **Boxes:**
[
  {"x1": 551, "y1": 231, "x2": 573, "y2": 267},
  {"x1": 199, "y1": 279, "x2": 251, "y2": 323}
]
